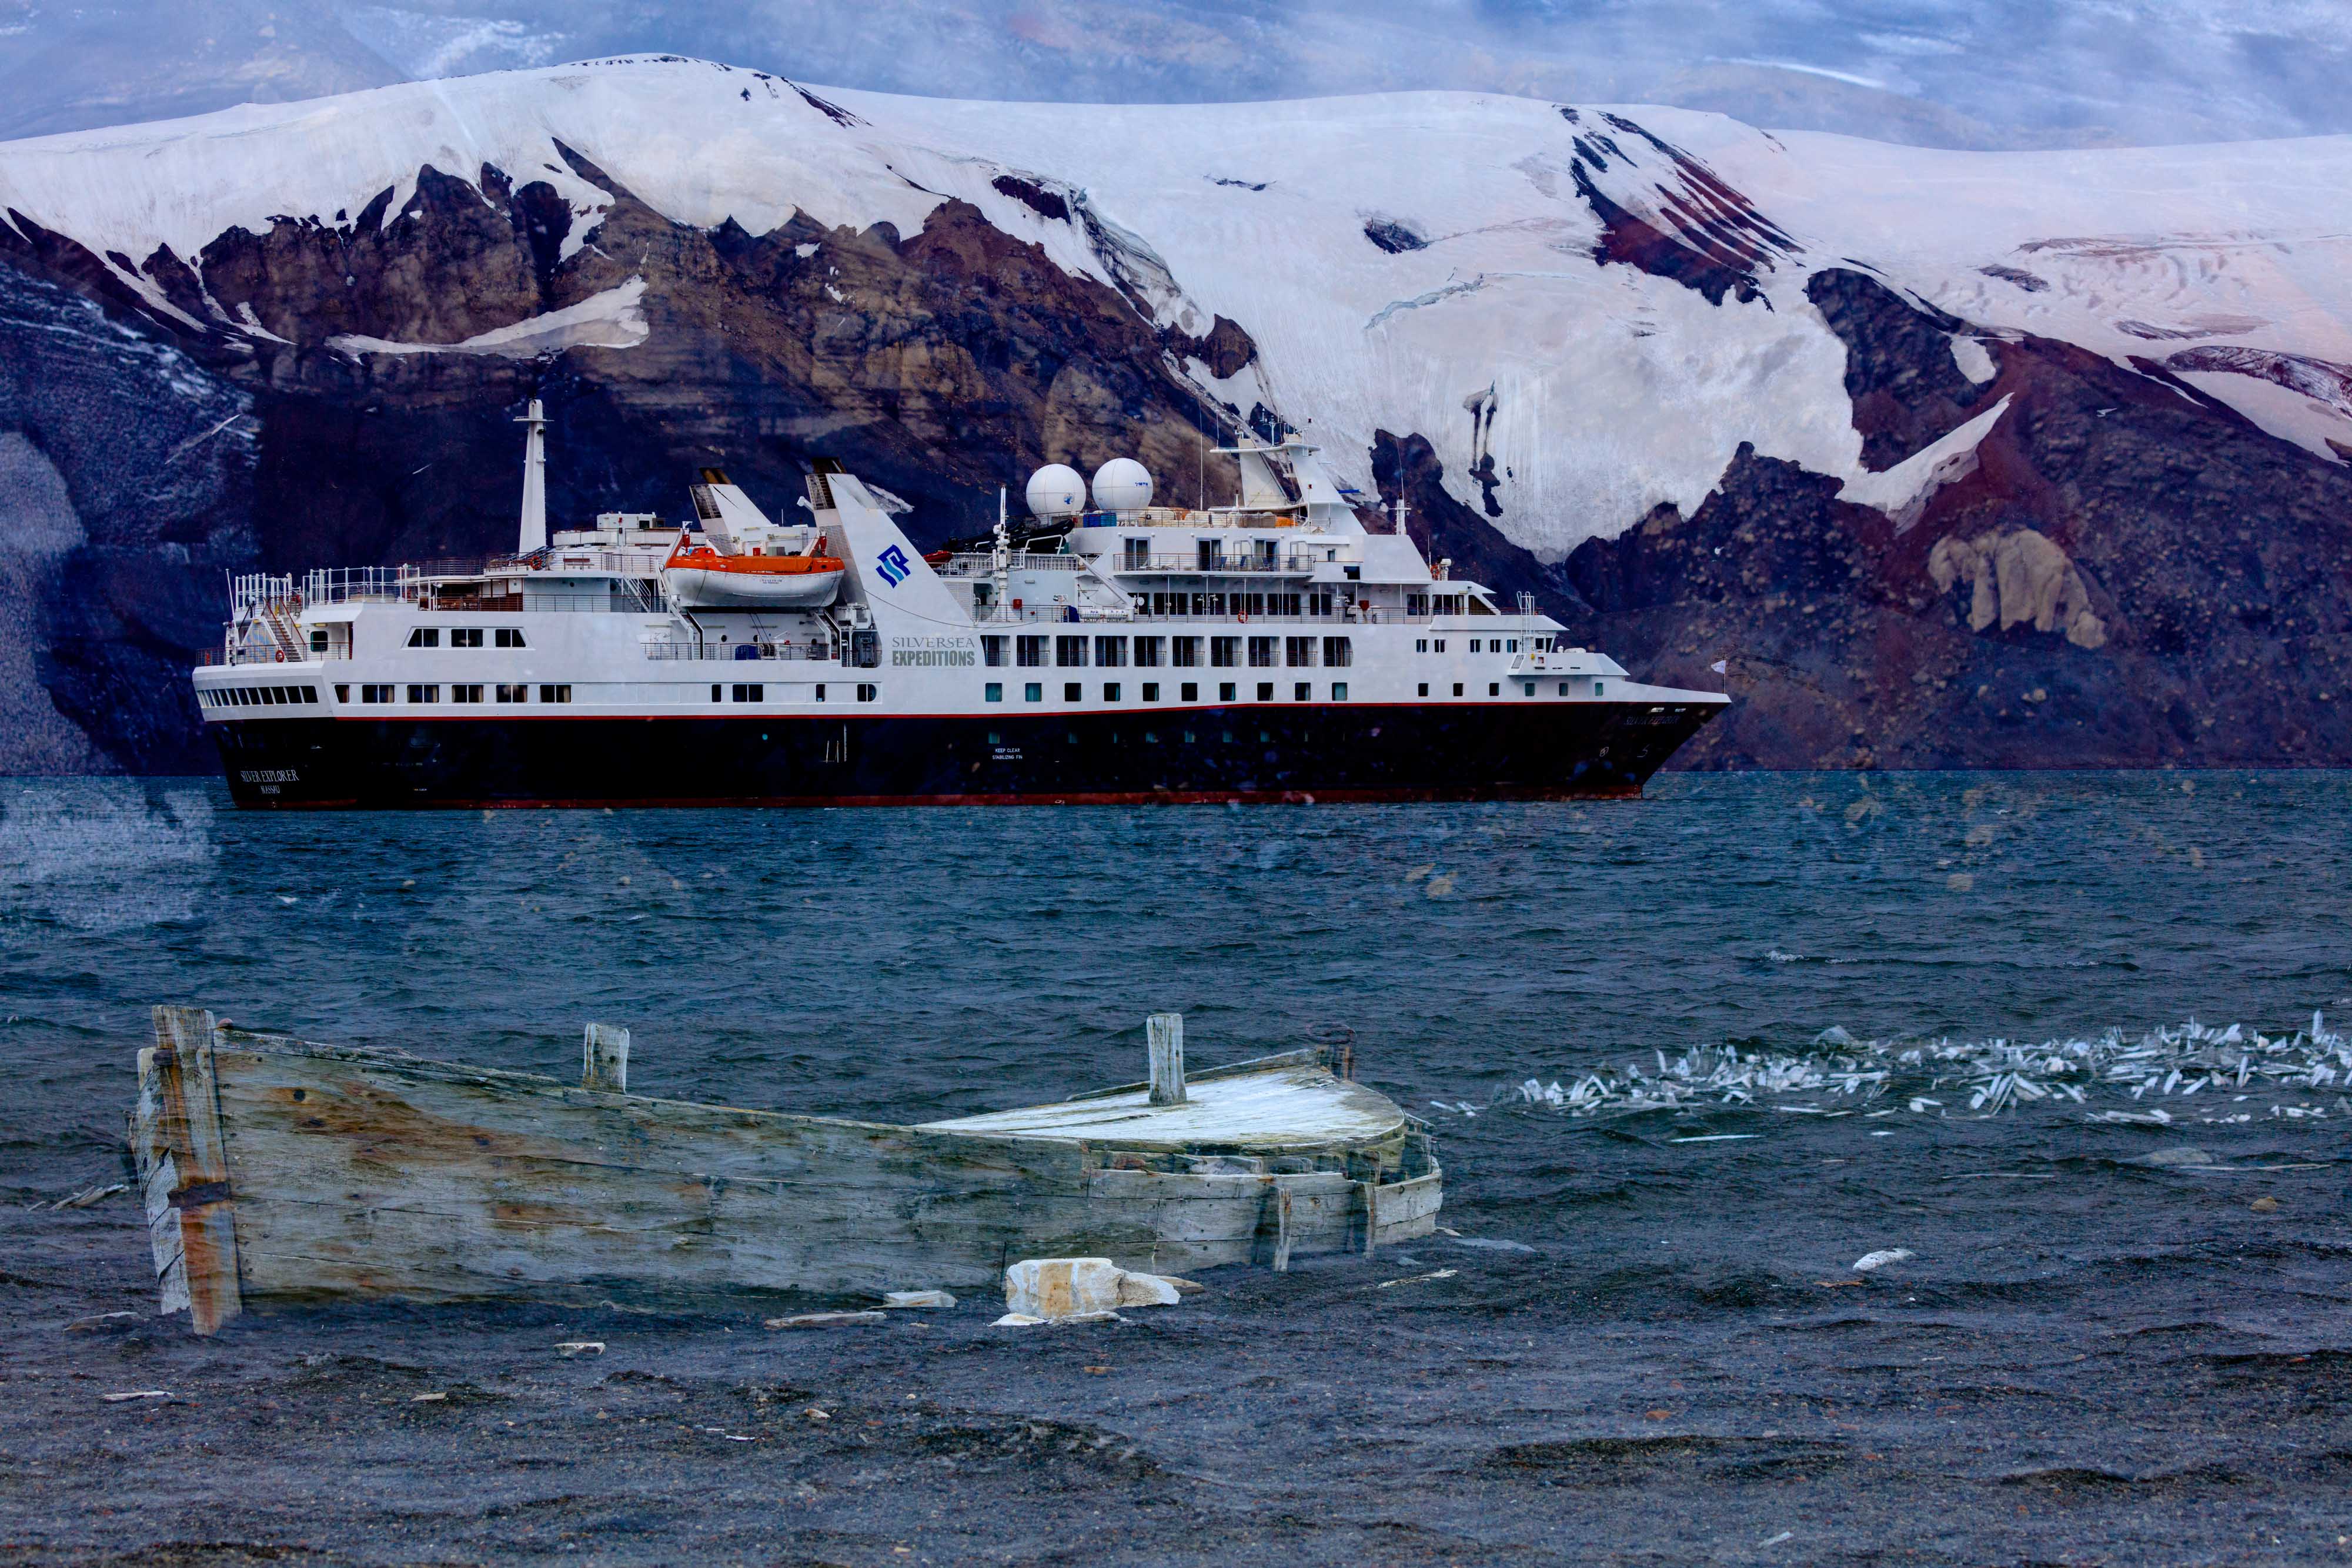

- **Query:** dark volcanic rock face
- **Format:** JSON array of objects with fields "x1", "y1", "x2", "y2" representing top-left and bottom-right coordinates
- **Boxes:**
[{"x1": 1566, "y1": 269, "x2": 2352, "y2": 769}]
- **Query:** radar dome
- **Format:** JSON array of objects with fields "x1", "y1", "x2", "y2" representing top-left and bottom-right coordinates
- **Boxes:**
[
  {"x1": 1025, "y1": 464, "x2": 1087, "y2": 520},
  {"x1": 1091, "y1": 457, "x2": 1154, "y2": 516}
]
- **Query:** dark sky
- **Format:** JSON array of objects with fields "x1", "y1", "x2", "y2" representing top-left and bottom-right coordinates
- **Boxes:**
[{"x1": 1, "y1": 0, "x2": 2345, "y2": 147}]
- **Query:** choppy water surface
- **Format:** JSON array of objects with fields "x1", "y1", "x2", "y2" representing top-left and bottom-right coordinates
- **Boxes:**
[{"x1": 4, "y1": 772, "x2": 2349, "y2": 1565}]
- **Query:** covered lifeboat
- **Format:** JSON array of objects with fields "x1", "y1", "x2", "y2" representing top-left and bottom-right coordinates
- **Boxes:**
[
  {"x1": 661, "y1": 534, "x2": 846, "y2": 609},
  {"x1": 660, "y1": 469, "x2": 846, "y2": 609}
]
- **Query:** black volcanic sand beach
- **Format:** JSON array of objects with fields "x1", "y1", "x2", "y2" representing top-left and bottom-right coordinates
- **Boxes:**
[{"x1": 4, "y1": 771, "x2": 2350, "y2": 1565}]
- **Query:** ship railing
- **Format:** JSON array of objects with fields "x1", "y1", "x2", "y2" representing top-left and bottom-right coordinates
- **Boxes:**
[
  {"x1": 973, "y1": 607, "x2": 1429, "y2": 627},
  {"x1": 641, "y1": 641, "x2": 840, "y2": 662},
  {"x1": 218, "y1": 638, "x2": 349, "y2": 668},
  {"x1": 1103, "y1": 552, "x2": 1332, "y2": 575},
  {"x1": 931, "y1": 552, "x2": 1085, "y2": 577}
]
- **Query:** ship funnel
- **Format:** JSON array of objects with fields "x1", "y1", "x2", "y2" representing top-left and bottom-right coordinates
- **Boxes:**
[{"x1": 516, "y1": 399, "x2": 548, "y2": 554}]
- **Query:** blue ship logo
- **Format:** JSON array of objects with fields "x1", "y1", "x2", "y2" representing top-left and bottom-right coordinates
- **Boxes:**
[{"x1": 875, "y1": 545, "x2": 911, "y2": 587}]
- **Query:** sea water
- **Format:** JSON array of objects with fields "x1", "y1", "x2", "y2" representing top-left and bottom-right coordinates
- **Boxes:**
[{"x1": 5, "y1": 771, "x2": 2350, "y2": 1563}]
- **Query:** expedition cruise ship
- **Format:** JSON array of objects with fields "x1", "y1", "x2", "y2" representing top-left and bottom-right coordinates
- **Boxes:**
[{"x1": 193, "y1": 404, "x2": 1726, "y2": 808}]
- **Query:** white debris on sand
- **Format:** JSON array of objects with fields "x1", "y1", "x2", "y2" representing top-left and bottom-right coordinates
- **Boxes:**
[
  {"x1": 880, "y1": 1290, "x2": 956, "y2": 1310},
  {"x1": 1002, "y1": 1258, "x2": 1184, "y2": 1322},
  {"x1": 1852, "y1": 1249, "x2": 1915, "y2": 1272},
  {"x1": 1432, "y1": 1015, "x2": 2352, "y2": 1124}
]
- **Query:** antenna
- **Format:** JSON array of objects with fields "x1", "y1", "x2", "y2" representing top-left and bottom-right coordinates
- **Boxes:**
[{"x1": 515, "y1": 399, "x2": 548, "y2": 555}]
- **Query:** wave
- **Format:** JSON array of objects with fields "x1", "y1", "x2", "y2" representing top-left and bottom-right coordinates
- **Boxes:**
[{"x1": 1429, "y1": 1015, "x2": 2350, "y2": 1125}]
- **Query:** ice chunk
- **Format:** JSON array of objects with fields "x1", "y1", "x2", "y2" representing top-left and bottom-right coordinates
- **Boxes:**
[
  {"x1": 1851, "y1": 1248, "x2": 1913, "y2": 1272},
  {"x1": 1003, "y1": 1258, "x2": 1185, "y2": 1319}
]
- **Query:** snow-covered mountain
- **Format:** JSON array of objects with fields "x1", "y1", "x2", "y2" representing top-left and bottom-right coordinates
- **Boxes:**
[{"x1": 2, "y1": 57, "x2": 2349, "y2": 771}]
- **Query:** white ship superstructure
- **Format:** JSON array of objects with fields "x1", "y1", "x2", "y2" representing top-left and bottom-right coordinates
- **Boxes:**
[{"x1": 193, "y1": 404, "x2": 1726, "y2": 808}]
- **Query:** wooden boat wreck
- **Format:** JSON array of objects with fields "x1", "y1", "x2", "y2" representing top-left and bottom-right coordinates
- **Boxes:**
[{"x1": 129, "y1": 1006, "x2": 1441, "y2": 1333}]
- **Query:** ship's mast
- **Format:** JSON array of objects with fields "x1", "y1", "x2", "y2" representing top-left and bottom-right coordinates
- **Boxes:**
[
  {"x1": 991, "y1": 486, "x2": 1011, "y2": 623},
  {"x1": 516, "y1": 399, "x2": 548, "y2": 555}
]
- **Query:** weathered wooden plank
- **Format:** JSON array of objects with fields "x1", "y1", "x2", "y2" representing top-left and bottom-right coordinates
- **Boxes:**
[
  {"x1": 582, "y1": 1022, "x2": 629, "y2": 1093},
  {"x1": 1147, "y1": 1013, "x2": 1185, "y2": 1106},
  {"x1": 147, "y1": 1008, "x2": 243, "y2": 1335},
  {"x1": 143, "y1": 1012, "x2": 1441, "y2": 1311}
]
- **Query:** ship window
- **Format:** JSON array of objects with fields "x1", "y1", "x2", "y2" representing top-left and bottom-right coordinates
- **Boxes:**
[
  {"x1": 540, "y1": 684, "x2": 572, "y2": 703},
  {"x1": 1256, "y1": 682, "x2": 1274, "y2": 701},
  {"x1": 712, "y1": 684, "x2": 722, "y2": 702},
  {"x1": 731, "y1": 683, "x2": 763, "y2": 702},
  {"x1": 1197, "y1": 539, "x2": 1218, "y2": 569},
  {"x1": 1181, "y1": 682, "x2": 1198, "y2": 703},
  {"x1": 1132, "y1": 636, "x2": 1162, "y2": 667},
  {"x1": 1102, "y1": 683, "x2": 1120, "y2": 703},
  {"x1": 1470, "y1": 639, "x2": 1481, "y2": 653},
  {"x1": 1247, "y1": 637, "x2": 1275, "y2": 668},
  {"x1": 985, "y1": 682, "x2": 1003, "y2": 703},
  {"x1": 495, "y1": 629, "x2": 526, "y2": 648},
  {"x1": 1418, "y1": 682, "x2": 1429, "y2": 697},
  {"x1": 1434, "y1": 639, "x2": 1446, "y2": 653},
  {"x1": 407, "y1": 684, "x2": 439, "y2": 703},
  {"x1": 1094, "y1": 636, "x2": 1127, "y2": 667},
  {"x1": 1333, "y1": 683, "x2": 1348, "y2": 701},
  {"x1": 1322, "y1": 636, "x2": 1353, "y2": 668},
  {"x1": 1016, "y1": 636, "x2": 1045, "y2": 667},
  {"x1": 1142, "y1": 683, "x2": 1159, "y2": 703},
  {"x1": 453, "y1": 684, "x2": 484, "y2": 703},
  {"x1": 856, "y1": 684, "x2": 877, "y2": 703},
  {"x1": 814, "y1": 684, "x2": 827, "y2": 702},
  {"x1": 1244, "y1": 592, "x2": 1265, "y2": 617},
  {"x1": 334, "y1": 685, "x2": 349, "y2": 703},
  {"x1": 1452, "y1": 683, "x2": 1464, "y2": 697},
  {"x1": 1144, "y1": 730, "x2": 1158, "y2": 744},
  {"x1": 363, "y1": 684, "x2": 393, "y2": 703},
  {"x1": 1210, "y1": 637, "x2": 1237, "y2": 668},
  {"x1": 1285, "y1": 637, "x2": 1315, "y2": 668},
  {"x1": 1293, "y1": 681, "x2": 1309, "y2": 701},
  {"x1": 303, "y1": 686, "x2": 318, "y2": 702},
  {"x1": 1205, "y1": 591, "x2": 1225, "y2": 616},
  {"x1": 1595, "y1": 681, "x2": 1605, "y2": 697},
  {"x1": 1123, "y1": 538, "x2": 1150, "y2": 569},
  {"x1": 1415, "y1": 638, "x2": 1427, "y2": 653},
  {"x1": 450, "y1": 628, "x2": 484, "y2": 648},
  {"x1": 1559, "y1": 683, "x2": 1570, "y2": 696},
  {"x1": 982, "y1": 636, "x2": 1007, "y2": 667},
  {"x1": 1405, "y1": 593, "x2": 1428, "y2": 618},
  {"x1": 1524, "y1": 682, "x2": 1535, "y2": 697},
  {"x1": 1219, "y1": 683, "x2": 1235, "y2": 703},
  {"x1": 1055, "y1": 636, "x2": 1088, "y2": 667},
  {"x1": 1063, "y1": 682, "x2": 1081, "y2": 702},
  {"x1": 1508, "y1": 638, "x2": 1519, "y2": 653},
  {"x1": 1191, "y1": 591, "x2": 1209, "y2": 616},
  {"x1": 1173, "y1": 637, "x2": 1201, "y2": 668},
  {"x1": 1025, "y1": 683, "x2": 1042, "y2": 703},
  {"x1": 309, "y1": 630, "x2": 328, "y2": 652},
  {"x1": 500, "y1": 684, "x2": 529, "y2": 703},
  {"x1": 987, "y1": 732, "x2": 1001, "y2": 744},
  {"x1": 1488, "y1": 683, "x2": 1500, "y2": 697},
  {"x1": 406, "y1": 628, "x2": 439, "y2": 648}
]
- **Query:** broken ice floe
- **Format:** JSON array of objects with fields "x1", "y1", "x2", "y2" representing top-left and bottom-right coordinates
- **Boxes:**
[{"x1": 1423, "y1": 1014, "x2": 2351, "y2": 1124}]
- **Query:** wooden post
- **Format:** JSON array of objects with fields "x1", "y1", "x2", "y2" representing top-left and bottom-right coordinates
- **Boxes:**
[
  {"x1": 143, "y1": 1007, "x2": 243, "y2": 1336},
  {"x1": 1272, "y1": 1183, "x2": 1294, "y2": 1273},
  {"x1": 1146, "y1": 1012, "x2": 1185, "y2": 1106},
  {"x1": 582, "y1": 1022, "x2": 629, "y2": 1093}
]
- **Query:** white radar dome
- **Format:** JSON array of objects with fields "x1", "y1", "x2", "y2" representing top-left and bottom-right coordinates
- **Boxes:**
[
  {"x1": 1091, "y1": 457, "x2": 1154, "y2": 516},
  {"x1": 1025, "y1": 464, "x2": 1087, "y2": 520}
]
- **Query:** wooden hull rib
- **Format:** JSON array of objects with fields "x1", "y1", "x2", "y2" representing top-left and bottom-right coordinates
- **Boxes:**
[{"x1": 126, "y1": 1007, "x2": 1440, "y2": 1329}]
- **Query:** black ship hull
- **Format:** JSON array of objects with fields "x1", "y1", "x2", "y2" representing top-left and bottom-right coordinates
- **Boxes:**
[{"x1": 209, "y1": 701, "x2": 1722, "y2": 809}]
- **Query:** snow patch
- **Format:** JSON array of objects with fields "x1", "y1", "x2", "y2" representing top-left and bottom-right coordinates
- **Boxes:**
[
  {"x1": 328, "y1": 278, "x2": 647, "y2": 359},
  {"x1": 1838, "y1": 394, "x2": 2010, "y2": 530}
]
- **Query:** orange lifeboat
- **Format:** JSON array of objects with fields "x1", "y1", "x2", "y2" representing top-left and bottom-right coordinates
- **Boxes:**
[{"x1": 661, "y1": 536, "x2": 847, "y2": 609}]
